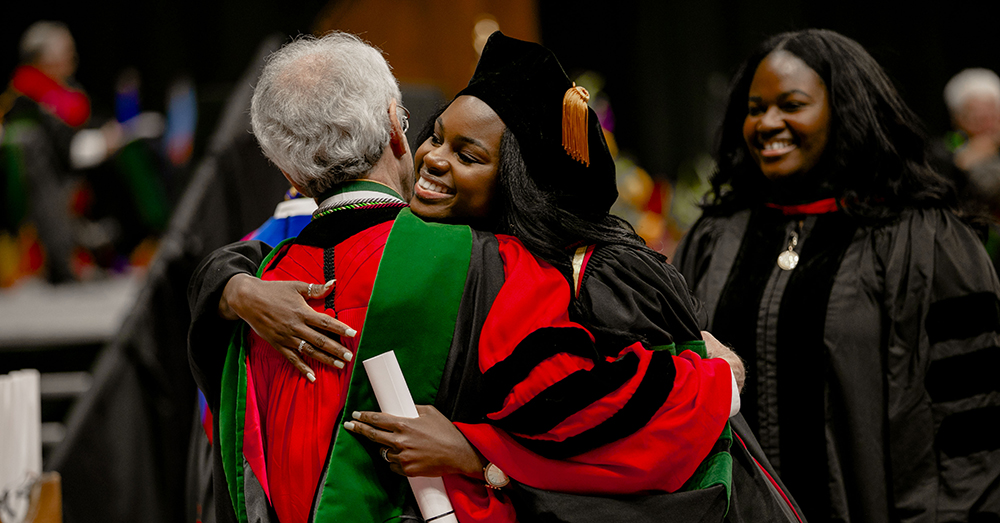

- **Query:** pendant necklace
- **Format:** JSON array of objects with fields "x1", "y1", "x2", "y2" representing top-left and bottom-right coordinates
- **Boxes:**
[{"x1": 777, "y1": 221, "x2": 803, "y2": 271}]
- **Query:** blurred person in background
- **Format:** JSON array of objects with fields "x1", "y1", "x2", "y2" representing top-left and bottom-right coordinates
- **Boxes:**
[
  {"x1": 1, "y1": 20, "x2": 99, "y2": 283},
  {"x1": 0, "y1": 20, "x2": 169, "y2": 285},
  {"x1": 937, "y1": 68, "x2": 1000, "y2": 269},
  {"x1": 941, "y1": 68, "x2": 1000, "y2": 206},
  {"x1": 674, "y1": 29, "x2": 1000, "y2": 522}
]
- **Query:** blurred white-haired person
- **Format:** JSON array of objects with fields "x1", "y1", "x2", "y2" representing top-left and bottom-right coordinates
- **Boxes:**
[
  {"x1": 1, "y1": 21, "x2": 89, "y2": 283},
  {"x1": 942, "y1": 68, "x2": 1000, "y2": 207}
]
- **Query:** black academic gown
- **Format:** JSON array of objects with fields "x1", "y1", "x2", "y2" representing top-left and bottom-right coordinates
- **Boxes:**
[
  {"x1": 191, "y1": 230, "x2": 806, "y2": 522},
  {"x1": 676, "y1": 205, "x2": 1000, "y2": 523}
]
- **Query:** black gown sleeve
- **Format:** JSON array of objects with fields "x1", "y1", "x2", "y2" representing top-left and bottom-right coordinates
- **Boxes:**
[
  {"x1": 187, "y1": 240, "x2": 270, "y2": 410},
  {"x1": 878, "y1": 209, "x2": 1000, "y2": 519},
  {"x1": 674, "y1": 217, "x2": 713, "y2": 291},
  {"x1": 570, "y1": 244, "x2": 706, "y2": 353}
]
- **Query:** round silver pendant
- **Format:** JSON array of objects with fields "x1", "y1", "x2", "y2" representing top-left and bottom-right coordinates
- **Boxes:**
[{"x1": 777, "y1": 250, "x2": 799, "y2": 271}]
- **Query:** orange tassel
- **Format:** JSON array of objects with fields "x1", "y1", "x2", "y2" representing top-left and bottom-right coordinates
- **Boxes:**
[{"x1": 562, "y1": 84, "x2": 590, "y2": 166}]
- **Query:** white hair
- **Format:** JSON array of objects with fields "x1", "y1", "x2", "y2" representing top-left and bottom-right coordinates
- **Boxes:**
[
  {"x1": 250, "y1": 32, "x2": 402, "y2": 197},
  {"x1": 19, "y1": 20, "x2": 71, "y2": 64},
  {"x1": 944, "y1": 68, "x2": 1000, "y2": 114}
]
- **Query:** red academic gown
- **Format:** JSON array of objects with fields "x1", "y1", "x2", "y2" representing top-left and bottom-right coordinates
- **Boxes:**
[
  {"x1": 247, "y1": 232, "x2": 731, "y2": 523},
  {"x1": 443, "y1": 236, "x2": 733, "y2": 521},
  {"x1": 192, "y1": 184, "x2": 733, "y2": 523}
]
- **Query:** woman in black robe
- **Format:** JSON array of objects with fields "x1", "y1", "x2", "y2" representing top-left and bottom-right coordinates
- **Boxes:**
[{"x1": 673, "y1": 29, "x2": 1000, "y2": 522}]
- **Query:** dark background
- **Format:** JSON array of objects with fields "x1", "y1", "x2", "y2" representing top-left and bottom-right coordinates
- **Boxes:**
[
  {"x1": 0, "y1": 0, "x2": 326, "y2": 164},
  {"x1": 5, "y1": 1, "x2": 999, "y2": 184},
  {"x1": 539, "y1": 1, "x2": 1000, "y2": 178},
  {"x1": 4, "y1": 2, "x2": 999, "y2": 521}
]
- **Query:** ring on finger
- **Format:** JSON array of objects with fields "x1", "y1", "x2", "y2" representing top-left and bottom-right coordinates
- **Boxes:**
[
  {"x1": 298, "y1": 339, "x2": 308, "y2": 353},
  {"x1": 381, "y1": 447, "x2": 391, "y2": 462},
  {"x1": 308, "y1": 283, "x2": 315, "y2": 295}
]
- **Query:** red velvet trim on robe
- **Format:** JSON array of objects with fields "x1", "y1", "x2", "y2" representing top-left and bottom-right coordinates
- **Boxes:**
[
  {"x1": 458, "y1": 235, "x2": 731, "y2": 495},
  {"x1": 455, "y1": 349, "x2": 730, "y2": 495}
]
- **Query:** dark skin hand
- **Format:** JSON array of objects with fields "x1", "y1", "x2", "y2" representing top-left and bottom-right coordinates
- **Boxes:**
[
  {"x1": 221, "y1": 273, "x2": 744, "y2": 471},
  {"x1": 220, "y1": 273, "x2": 357, "y2": 382},
  {"x1": 218, "y1": 271, "x2": 742, "y2": 389},
  {"x1": 344, "y1": 332, "x2": 746, "y2": 479},
  {"x1": 343, "y1": 405, "x2": 486, "y2": 479}
]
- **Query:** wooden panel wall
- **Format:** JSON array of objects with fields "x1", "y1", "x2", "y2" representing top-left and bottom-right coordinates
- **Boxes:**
[{"x1": 315, "y1": 0, "x2": 539, "y2": 97}]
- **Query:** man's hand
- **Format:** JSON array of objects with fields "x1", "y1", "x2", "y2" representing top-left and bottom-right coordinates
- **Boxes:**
[
  {"x1": 702, "y1": 330, "x2": 745, "y2": 391},
  {"x1": 955, "y1": 133, "x2": 1000, "y2": 171},
  {"x1": 220, "y1": 274, "x2": 357, "y2": 382},
  {"x1": 344, "y1": 405, "x2": 485, "y2": 478}
]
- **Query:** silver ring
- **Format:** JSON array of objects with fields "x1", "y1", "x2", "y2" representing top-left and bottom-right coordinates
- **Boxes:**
[
  {"x1": 381, "y1": 447, "x2": 390, "y2": 462},
  {"x1": 298, "y1": 339, "x2": 307, "y2": 353},
  {"x1": 308, "y1": 283, "x2": 315, "y2": 295}
]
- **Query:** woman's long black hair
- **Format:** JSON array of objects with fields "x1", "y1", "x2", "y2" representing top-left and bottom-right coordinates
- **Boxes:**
[
  {"x1": 708, "y1": 29, "x2": 960, "y2": 222},
  {"x1": 415, "y1": 105, "x2": 653, "y2": 271}
]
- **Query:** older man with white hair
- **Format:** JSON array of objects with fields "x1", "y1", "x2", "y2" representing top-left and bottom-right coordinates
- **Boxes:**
[
  {"x1": 188, "y1": 31, "x2": 428, "y2": 523},
  {"x1": 942, "y1": 68, "x2": 1000, "y2": 210},
  {"x1": 250, "y1": 34, "x2": 415, "y2": 205}
]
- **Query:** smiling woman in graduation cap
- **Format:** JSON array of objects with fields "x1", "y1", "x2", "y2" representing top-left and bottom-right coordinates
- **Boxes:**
[
  {"x1": 341, "y1": 32, "x2": 801, "y2": 522},
  {"x1": 194, "y1": 32, "x2": 802, "y2": 523},
  {"x1": 407, "y1": 30, "x2": 621, "y2": 250}
]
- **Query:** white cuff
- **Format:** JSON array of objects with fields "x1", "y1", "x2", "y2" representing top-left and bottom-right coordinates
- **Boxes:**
[
  {"x1": 729, "y1": 367, "x2": 741, "y2": 418},
  {"x1": 70, "y1": 129, "x2": 107, "y2": 169}
]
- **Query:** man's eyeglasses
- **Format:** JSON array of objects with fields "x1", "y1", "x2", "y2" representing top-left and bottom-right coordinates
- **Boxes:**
[{"x1": 398, "y1": 105, "x2": 410, "y2": 134}]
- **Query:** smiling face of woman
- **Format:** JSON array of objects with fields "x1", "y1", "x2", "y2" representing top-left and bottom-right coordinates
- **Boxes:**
[
  {"x1": 743, "y1": 50, "x2": 831, "y2": 181},
  {"x1": 410, "y1": 95, "x2": 506, "y2": 222}
]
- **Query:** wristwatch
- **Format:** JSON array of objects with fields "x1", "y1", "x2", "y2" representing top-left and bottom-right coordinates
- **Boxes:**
[{"x1": 484, "y1": 462, "x2": 509, "y2": 489}]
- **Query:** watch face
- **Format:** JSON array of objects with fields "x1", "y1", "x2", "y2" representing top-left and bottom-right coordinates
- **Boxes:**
[{"x1": 485, "y1": 463, "x2": 509, "y2": 487}]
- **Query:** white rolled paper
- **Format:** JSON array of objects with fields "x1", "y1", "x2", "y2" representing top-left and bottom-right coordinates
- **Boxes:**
[
  {"x1": 0, "y1": 368, "x2": 41, "y2": 523},
  {"x1": 363, "y1": 351, "x2": 458, "y2": 523},
  {"x1": 730, "y1": 367, "x2": 741, "y2": 418}
]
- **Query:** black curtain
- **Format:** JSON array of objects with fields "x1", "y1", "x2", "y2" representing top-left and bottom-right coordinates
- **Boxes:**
[{"x1": 539, "y1": 0, "x2": 1000, "y2": 182}]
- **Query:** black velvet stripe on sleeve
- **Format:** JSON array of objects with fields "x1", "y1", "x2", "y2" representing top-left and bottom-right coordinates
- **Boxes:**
[
  {"x1": 481, "y1": 327, "x2": 601, "y2": 413},
  {"x1": 925, "y1": 292, "x2": 1000, "y2": 344},
  {"x1": 491, "y1": 352, "x2": 640, "y2": 436},
  {"x1": 511, "y1": 350, "x2": 677, "y2": 459},
  {"x1": 936, "y1": 405, "x2": 1000, "y2": 457},
  {"x1": 926, "y1": 347, "x2": 1000, "y2": 403},
  {"x1": 572, "y1": 245, "x2": 700, "y2": 353}
]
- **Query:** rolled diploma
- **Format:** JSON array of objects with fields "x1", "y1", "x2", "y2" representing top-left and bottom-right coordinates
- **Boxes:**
[{"x1": 363, "y1": 351, "x2": 458, "y2": 523}]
